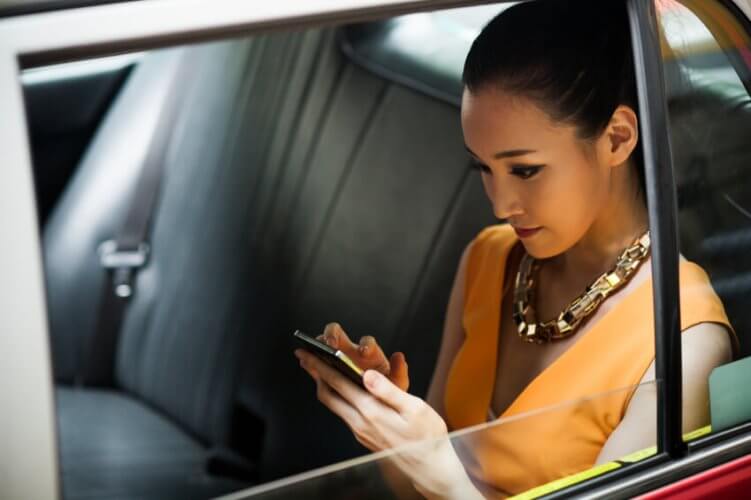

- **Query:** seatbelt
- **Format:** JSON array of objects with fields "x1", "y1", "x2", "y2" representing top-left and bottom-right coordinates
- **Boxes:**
[{"x1": 81, "y1": 53, "x2": 190, "y2": 386}]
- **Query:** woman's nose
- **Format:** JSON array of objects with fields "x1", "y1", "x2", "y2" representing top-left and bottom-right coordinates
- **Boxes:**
[{"x1": 489, "y1": 178, "x2": 524, "y2": 220}]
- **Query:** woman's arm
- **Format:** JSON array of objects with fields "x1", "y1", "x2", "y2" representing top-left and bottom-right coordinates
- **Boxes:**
[
  {"x1": 377, "y1": 243, "x2": 473, "y2": 498},
  {"x1": 296, "y1": 351, "x2": 483, "y2": 499},
  {"x1": 295, "y1": 243, "x2": 480, "y2": 499},
  {"x1": 596, "y1": 322, "x2": 733, "y2": 464}
]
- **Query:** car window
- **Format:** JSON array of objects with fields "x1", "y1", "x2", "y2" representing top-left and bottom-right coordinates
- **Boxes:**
[
  {"x1": 30, "y1": 1, "x2": 751, "y2": 499},
  {"x1": 222, "y1": 383, "x2": 657, "y2": 500},
  {"x1": 657, "y1": 0, "x2": 751, "y2": 438}
]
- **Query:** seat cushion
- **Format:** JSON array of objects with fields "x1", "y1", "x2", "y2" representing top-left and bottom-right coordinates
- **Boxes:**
[{"x1": 56, "y1": 387, "x2": 245, "y2": 500}]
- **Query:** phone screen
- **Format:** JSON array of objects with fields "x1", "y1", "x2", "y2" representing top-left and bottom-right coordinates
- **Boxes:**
[{"x1": 293, "y1": 330, "x2": 365, "y2": 388}]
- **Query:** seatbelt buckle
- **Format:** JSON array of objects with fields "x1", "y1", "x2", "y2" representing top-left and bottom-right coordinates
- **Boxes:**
[{"x1": 98, "y1": 240, "x2": 150, "y2": 298}]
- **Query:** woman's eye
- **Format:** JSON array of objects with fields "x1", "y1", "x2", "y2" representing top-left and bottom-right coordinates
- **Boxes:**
[
  {"x1": 510, "y1": 165, "x2": 543, "y2": 179},
  {"x1": 469, "y1": 161, "x2": 492, "y2": 175}
]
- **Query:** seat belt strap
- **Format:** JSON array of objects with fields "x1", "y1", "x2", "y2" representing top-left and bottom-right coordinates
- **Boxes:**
[{"x1": 81, "y1": 52, "x2": 190, "y2": 386}]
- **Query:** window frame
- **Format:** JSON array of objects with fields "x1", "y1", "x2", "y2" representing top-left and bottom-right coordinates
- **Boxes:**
[{"x1": 2, "y1": 0, "x2": 751, "y2": 499}]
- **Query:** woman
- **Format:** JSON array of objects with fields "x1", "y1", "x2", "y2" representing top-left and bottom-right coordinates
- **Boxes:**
[{"x1": 294, "y1": 0, "x2": 735, "y2": 497}]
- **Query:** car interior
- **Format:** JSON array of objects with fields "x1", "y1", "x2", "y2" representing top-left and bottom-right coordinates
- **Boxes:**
[{"x1": 22, "y1": 1, "x2": 751, "y2": 499}]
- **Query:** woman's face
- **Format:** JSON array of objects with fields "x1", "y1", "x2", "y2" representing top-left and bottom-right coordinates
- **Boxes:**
[{"x1": 461, "y1": 87, "x2": 613, "y2": 259}]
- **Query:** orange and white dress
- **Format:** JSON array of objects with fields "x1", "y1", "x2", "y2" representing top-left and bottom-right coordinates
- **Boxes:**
[{"x1": 443, "y1": 224, "x2": 732, "y2": 496}]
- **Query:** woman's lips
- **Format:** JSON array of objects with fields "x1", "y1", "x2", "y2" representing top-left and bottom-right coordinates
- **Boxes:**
[{"x1": 512, "y1": 226, "x2": 541, "y2": 238}]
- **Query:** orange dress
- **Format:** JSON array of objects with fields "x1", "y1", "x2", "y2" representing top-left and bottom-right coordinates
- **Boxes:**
[{"x1": 443, "y1": 224, "x2": 733, "y2": 496}]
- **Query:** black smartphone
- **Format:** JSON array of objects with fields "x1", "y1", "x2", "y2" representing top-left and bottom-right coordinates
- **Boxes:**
[{"x1": 293, "y1": 330, "x2": 365, "y2": 388}]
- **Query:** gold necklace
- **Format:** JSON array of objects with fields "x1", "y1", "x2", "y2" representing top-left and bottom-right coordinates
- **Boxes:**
[{"x1": 512, "y1": 230, "x2": 651, "y2": 344}]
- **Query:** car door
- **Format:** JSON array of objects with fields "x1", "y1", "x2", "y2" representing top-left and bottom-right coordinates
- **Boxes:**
[{"x1": 2, "y1": 1, "x2": 751, "y2": 500}]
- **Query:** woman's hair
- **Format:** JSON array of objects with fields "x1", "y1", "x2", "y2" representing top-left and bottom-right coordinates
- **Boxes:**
[{"x1": 463, "y1": 0, "x2": 645, "y2": 198}]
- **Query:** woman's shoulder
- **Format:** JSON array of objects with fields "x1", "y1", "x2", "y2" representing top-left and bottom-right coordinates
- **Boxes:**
[
  {"x1": 470, "y1": 223, "x2": 517, "y2": 251},
  {"x1": 677, "y1": 259, "x2": 726, "y2": 311},
  {"x1": 677, "y1": 259, "x2": 723, "y2": 300},
  {"x1": 466, "y1": 224, "x2": 516, "y2": 265},
  {"x1": 463, "y1": 224, "x2": 518, "y2": 287},
  {"x1": 677, "y1": 258, "x2": 738, "y2": 353}
]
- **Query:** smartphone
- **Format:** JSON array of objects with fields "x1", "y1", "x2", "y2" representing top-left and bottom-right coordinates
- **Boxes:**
[{"x1": 293, "y1": 330, "x2": 365, "y2": 388}]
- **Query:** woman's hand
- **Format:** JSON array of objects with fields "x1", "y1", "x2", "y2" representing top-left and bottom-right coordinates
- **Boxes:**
[
  {"x1": 294, "y1": 344, "x2": 482, "y2": 499},
  {"x1": 317, "y1": 323, "x2": 409, "y2": 391}
]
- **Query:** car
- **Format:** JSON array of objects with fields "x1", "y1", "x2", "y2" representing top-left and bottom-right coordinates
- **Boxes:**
[{"x1": 1, "y1": 0, "x2": 751, "y2": 499}]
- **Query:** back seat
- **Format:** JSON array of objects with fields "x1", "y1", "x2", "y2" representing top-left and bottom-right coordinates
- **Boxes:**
[
  {"x1": 667, "y1": 71, "x2": 751, "y2": 357},
  {"x1": 43, "y1": 22, "x2": 494, "y2": 499}
]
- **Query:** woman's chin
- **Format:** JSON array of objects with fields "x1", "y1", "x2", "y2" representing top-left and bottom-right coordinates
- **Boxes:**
[
  {"x1": 523, "y1": 246, "x2": 556, "y2": 260},
  {"x1": 519, "y1": 235, "x2": 564, "y2": 260}
]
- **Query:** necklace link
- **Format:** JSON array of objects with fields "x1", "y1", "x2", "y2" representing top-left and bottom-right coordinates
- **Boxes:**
[{"x1": 513, "y1": 231, "x2": 651, "y2": 344}]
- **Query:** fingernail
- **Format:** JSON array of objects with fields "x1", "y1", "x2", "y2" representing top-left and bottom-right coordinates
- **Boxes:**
[{"x1": 364, "y1": 370, "x2": 380, "y2": 389}]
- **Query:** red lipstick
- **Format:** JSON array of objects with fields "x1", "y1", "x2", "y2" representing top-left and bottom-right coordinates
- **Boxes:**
[{"x1": 512, "y1": 226, "x2": 541, "y2": 239}]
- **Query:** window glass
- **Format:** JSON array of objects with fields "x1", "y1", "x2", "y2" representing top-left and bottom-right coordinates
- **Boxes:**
[
  {"x1": 657, "y1": 0, "x2": 751, "y2": 438},
  {"x1": 26, "y1": 1, "x2": 677, "y2": 499},
  {"x1": 225, "y1": 384, "x2": 657, "y2": 500}
]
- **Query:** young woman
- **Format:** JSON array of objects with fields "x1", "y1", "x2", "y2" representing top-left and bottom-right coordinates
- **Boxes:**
[{"x1": 294, "y1": 0, "x2": 735, "y2": 497}]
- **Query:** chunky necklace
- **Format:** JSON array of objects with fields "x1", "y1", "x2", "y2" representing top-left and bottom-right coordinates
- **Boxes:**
[{"x1": 513, "y1": 230, "x2": 651, "y2": 344}]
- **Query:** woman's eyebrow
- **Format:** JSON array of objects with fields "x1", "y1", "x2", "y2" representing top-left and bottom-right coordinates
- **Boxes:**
[
  {"x1": 463, "y1": 145, "x2": 537, "y2": 160},
  {"x1": 494, "y1": 149, "x2": 536, "y2": 159}
]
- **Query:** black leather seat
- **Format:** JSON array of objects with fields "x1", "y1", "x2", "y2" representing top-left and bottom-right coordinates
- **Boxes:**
[
  {"x1": 55, "y1": 387, "x2": 247, "y2": 500},
  {"x1": 668, "y1": 71, "x2": 751, "y2": 357},
  {"x1": 43, "y1": 21, "x2": 494, "y2": 499},
  {"x1": 45, "y1": 42, "x2": 275, "y2": 500}
]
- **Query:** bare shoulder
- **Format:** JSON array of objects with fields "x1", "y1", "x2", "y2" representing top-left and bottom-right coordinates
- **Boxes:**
[
  {"x1": 631, "y1": 322, "x2": 732, "y2": 387},
  {"x1": 681, "y1": 322, "x2": 733, "y2": 370}
]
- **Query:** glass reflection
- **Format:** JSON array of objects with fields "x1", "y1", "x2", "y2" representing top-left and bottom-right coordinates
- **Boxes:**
[{"x1": 221, "y1": 384, "x2": 660, "y2": 500}]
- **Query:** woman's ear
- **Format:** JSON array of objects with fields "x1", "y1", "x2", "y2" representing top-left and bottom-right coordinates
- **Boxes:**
[{"x1": 599, "y1": 105, "x2": 639, "y2": 167}]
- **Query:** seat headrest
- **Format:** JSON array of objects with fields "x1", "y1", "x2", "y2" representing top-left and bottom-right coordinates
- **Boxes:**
[
  {"x1": 339, "y1": 9, "x2": 498, "y2": 107},
  {"x1": 340, "y1": 8, "x2": 739, "y2": 111}
]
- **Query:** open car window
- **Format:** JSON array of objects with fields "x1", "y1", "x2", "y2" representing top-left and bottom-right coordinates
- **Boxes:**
[
  {"x1": 27, "y1": 2, "x2": 664, "y2": 498},
  {"x1": 658, "y1": 0, "x2": 751, "y2": 439},
  {"x1": 9, "y1": 0, "x2": 751, "y2": 499}
]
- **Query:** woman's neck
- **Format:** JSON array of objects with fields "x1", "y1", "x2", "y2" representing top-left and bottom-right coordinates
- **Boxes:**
[{"x1": 547, "y1": 167, "x2": 649, "y2": 283}]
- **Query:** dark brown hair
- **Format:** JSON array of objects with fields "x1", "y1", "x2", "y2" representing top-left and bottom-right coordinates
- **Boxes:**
[{"x1": 463, "y1": 0, "x2": 645, "y2": 198}]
